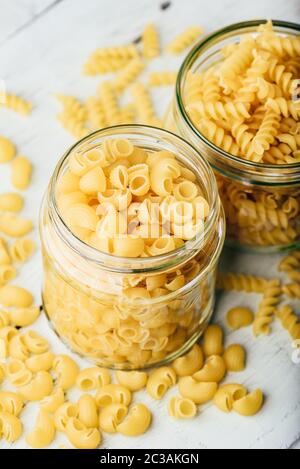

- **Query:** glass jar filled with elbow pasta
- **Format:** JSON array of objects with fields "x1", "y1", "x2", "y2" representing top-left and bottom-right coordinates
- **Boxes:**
[
  {"x1": 165, "y1": 19, "x2": 300, "y2": 252},
  {"x1": 40, "y1": 125, "x2": 225, "y2": 369}
]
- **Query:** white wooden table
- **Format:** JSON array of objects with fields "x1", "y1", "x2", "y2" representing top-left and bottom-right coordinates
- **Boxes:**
[{"x1": 0, "y1": 0, "x2": 299, "y2": 450}]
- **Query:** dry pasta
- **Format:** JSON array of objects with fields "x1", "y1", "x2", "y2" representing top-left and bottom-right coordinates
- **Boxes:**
[
  {"x1": 26, "y1": 410, "x2": 55, "y2": 448},
  {"x1": 77, "y1": 394, "x2": 98, "y2": 428},
  {"x1": 142, "y1": 24, "x2": 160, "y2": 59},
  {"x1": 0, "y1": 285, "x2": 33, "y2": 308},
  {"x1": 116, "y1": 403, "x2": 151, "y2": 437},
  {"x1": 166, "y1": 27, "x2": 203, "y2": 54},
  {"x1": 193, "y1": 355, "x2": 226, "y2": 383},
  {"x1": 172, "y1": 344, "x2": 204, "y2": 377},
  {"x1": 178, "y1": 376, "x2": 217, "y2": 404},
  {"x1": 0, "y1": 411, "x2": 23, "y2": 442},
  {"x1": 232, "y1": 389, "x2": 264, "y2": 416},
  {"x1": 146, "y1": 367, "x2": 176, "y2": 400},
  {"x1": 18, "y1": 371, "x2": 53, "y2": 401},
  {"x1": 99, "y1": 403, "x2": 128, "y2": 433},
  {"x1": 202, "y1": 325, "x2": 224, "y2": 357},
  {"x1": 217, "y1": 272, "x2": 269, "y2": 293},
  {"x1": 253, "y1": 279, "x2": 282, "y2": 336},
  {"x1": 0, "y1": 214, "x2": 33, "y2": 237},
  {"x1": 276, "y1": 305, "x2": 300, "y2": 342},
  {"x1": 76, "y1": 367, "x2": 110, "y2": 391},
  {"x1": 227, "y1": 307, "x2": 254, "y2": 330},
  {"x1": 148, "y1": 72, "x2": 177, "y2": 86},
  {"x1": 95, "y1": 384, "x2": 132, "y2": 408},
  {"x1": 54, "y1": 402, "x2": 78, "y2": 432},
  {"x1": 0, "y1": 193, "x2": 23, "y2": 213},
  {"x1": 11, "y1": 156, "x2": 32, "y2": 190},
  {"x1": 0, "y1": 391, "x2": 24, "y2": 416},
  {"x1": 223, "y1": 344, "x2": 246, "y2": 372},
  {"x1": 115, "y1": 370, "x2": 148, "y2": 391},
  {"x1": 10, "y1": 238, "x2": 36, "y2": 263},
  {"x1": 0, "y1": 93, "x2": 32, "y2": 115},
  {"x1": 168, "y1": 396, "x2": 197, "y2": 419},
  {"x1": 0, "y1": 136, "x2": 16, "y2": 163},
  {"x1": 213, "y1": 384, "x2": 247, "y2": 413},
  {"x1": 52, "y1": 355, "x2": 79, "y2": 390},
  {"x1": 66, "y1": 417, "x2": 101, "y2": 449}
]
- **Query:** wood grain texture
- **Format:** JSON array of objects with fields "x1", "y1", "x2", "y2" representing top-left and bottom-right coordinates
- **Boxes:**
[{"x1": 0, "y1": 0, "x2": 299, "y2": 450}]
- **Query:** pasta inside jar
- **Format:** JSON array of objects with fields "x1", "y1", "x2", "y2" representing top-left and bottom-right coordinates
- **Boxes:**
[
  {"x1": 40, "y1": 126, "x2": 225, "y2": 369},
  {"x1": 165, "y1": 19, "x2": 300, "y2": 252}
]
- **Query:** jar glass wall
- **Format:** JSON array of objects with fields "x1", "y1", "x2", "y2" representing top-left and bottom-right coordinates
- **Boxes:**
[
  {"x1": 165, "y1": 20, "x2": 300, "y2": 253},
  {"x1": 40, "y1": 125, "x2": 225, "y2": 369}
]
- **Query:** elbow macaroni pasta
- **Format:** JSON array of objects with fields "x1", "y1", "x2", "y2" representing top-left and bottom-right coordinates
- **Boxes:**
[
  {"x1": 116, "y1": 403, "x2": 152, "y2": 437},
  {"x1": 178, "y1": 376, "x2": 218, "y2": 404},
  {"x1": 146, "y1": 367, "x2": 176, "y2": 400},
  {"x1": 223, "y1": 345, "x2": 246, "y2": 372},
  {"x1": 227, "y1": 307, "x2": 254, "y2": 330},
  {"x1": 172, "y1": 344, "x2": 204, "y2": 377},
  {"x1": 26, "y1": 410, "x2": 55, "y2": 448},
  {"x1": 116, "y1": 370, "x2": 148, "y2": 391},
  {"x1": 168, "y1": 396, "x2": 197, "y2": 419},
  {"x1": 203, "y1": 325, "x2": 224, "y2": 357}
]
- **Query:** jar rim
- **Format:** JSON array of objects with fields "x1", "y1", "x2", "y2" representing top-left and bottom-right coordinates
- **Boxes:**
[
  {"x1": 47, "y1": 124, "x2": 223, "y2": 275},
  {"x1": 175, "y1": 19, "x2": 300, "y2": 181}
]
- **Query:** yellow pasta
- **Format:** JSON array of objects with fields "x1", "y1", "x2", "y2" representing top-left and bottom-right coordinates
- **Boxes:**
[
  {"x1": 95, "y1": 384, "x2": 132, "y2": 407},
  {"x1": 148, "y1": 72, "x2": 177, "y2": 86},
  {"x1": 25, "y1": 351, "x2": 54, "y2": 372},
  {"x1": 168, "y1": 396, "x2": 197, "y2": 419},
  {"x1": 0, "y1": 391, "x2": 24, "y2": 416},
  {"x1": 0, "y1": 136, "x2": 16, "y2": 163},
  {"x1": 40, "y1": 388, "x2": 65, "y2": 413},
  {"x1": 276, "y1": 305, "x2": 300, "y2": 342},
  {"x1": 213, "y1": 383, "x2": 247, "y2": 413},
  {"x1": 0, "y1": 285, "x2": 33, "y2": 308},
  {"x1": 10, "y1": 238, "x2": 36, "y2": 263},
  {"x1": 76, "y1": 367, "x2": 110, "y2": 391},
  {"x1": 193, "y1": 355, "x2": 226, "y2": 383},
  {"x1": 52, "y1": 355, "x2": 79, "y2": 390},
  {"x1": 0, "y1": 193, "x2": 23, "y2": 213},
  {"x1": 146, "y1": 366, "x2": 177, "y2": 400},
  {"x1": 202, "y1": 325, "x2": 224, "y2": 357},
  {"x1": 18, "y1": 371, "x2": 53, "y2": 401},
  {"x1": 0, "y1": 214, "x2": 33, "y2": 237},
  {"x1": 0, "y1": 264, "x2": 17, "y2": 286},
  {"x1": 116, "y1": 403, "x2": 151, "y2": 437},
  {"x1": 77, "y1": 394, "x2": 98, "y2": 428},
  {"x1": 54, "y1": 402, "x2": 78, "y2": 432},
  {"x1": 178, "y1": 376, "x2": 218, "y2": 404},
  {"x1": 253, "y1": 279, "x2": 282, "y2": 336},
  {"x1": 223, "y1": 344, "x2": 246, "y2": 372},
  {"x1": 232, "y1": 389, "x2": 264, "y2": 416},
  {"x1": 0, "y1": 93, "x2": 32, "y2": 115},
  {"x1": 26, "y1": 410, "x2": 55, "y2": 448},
  {"x1": 0, "y1": 411, "x2": 23, "y2": 442},
  {"x1": 227, "y1": 307, "x2": 254, "y2": 330},
  {"x1": 142, "y1": 24, "x2": 160, "y2": 59},
  {"x1": 166, "y1": 27, "x2": 203, "y2": 54},
  {"x1": 11, "y1": 156, "x2": 32, "y2": 190},
  {"x1": 116, "y1": 370, "x2": 148, "y2": 391},
  {"x1": 113, "y1": 59, "x2": 145, "y2": 92},
  {"x1": 66, "y1": 417, "x2": 101, "y2": 449},
  {"x1": 99, "y1": 403, "x2": 128, "y2": 433},
  {"x1": 9, "y1": 306, "x2": 40, "y2": 327},
  {"x1": 172, "y1": 344, "x2": 204, "y2": 377},
  {"x1": 0, "y1": 238, "x2": 11, "y2": 265}
]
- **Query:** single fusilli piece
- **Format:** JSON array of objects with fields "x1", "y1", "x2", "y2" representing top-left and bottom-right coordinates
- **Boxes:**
[
  {"x1": 282, "y1": 283, "x2": 300, "y2": 299},
  {"x1": 148, "y1": 72, "x2": 177, "y2": 86},
  {"x1": 239, "y1": 226, "x2": 297, "y2": 247},
  {"x1": 235, "y1": 56, "x2": 269, "y2": 103},
  {"x1": 266, "y1": 59, "x2": 297, "y2": 96},
  {"x1": 279, "y1": 251, "x2": 300, "y2": 272},
  {"x1": 246, "y1": 110, "x2": 280, "y2": 161},
  {"x1": 88, "y1": 45, "x2": 138, "y2": 60},
  {"x1": 187, "y1": 101, "x2": 250, "y2": 122},
  {"x1": 276, "y1": 305, "x2": 300, "y2": 342},
  {"x1": 266, "y1": 98, "x2": 300, "y2": 121},
  {"x1": 0, "y1": 93, "x2": 32, "y2": 115},
  {"x1": 197, "y1": 120, "x2": 239, "y2": 156},
  {"x1": 166, "y1": 27, "x2": 203, "y2": 54},
  {"x1": 131, "y1": 82, "x2": 161, "y2": 126},
  {"x1": 113, "y1": 59, "x2": 145, "y2": 93},
  {"x1": 277, "y1": 133, "x2": 300, "y2": 153},
  {"x1": 57, "y1": 114, "x2": 90, "y2": 139},
  {"x1": 258, "y1": 33, "x2": 300, "y2": 59},
  {"x1": 99, "y1": 81, "x2": 123, "y2": 125},
  {"x1": 217, "y1": 272, "x2": 269, "y2": 293},
  {"x1": 56, "y1": 95, "x2": 87, "y2": 123},
  {"x1": 142, "y1": 24, "x2": 160, "y2": 59},
  {"x1": 83, "y1": 57, "x2": 129, "y2": 76},
  {"x1": 253, "y1": 279, "x2": 282, "y2": 336},
  {"x1": 236, "y1": 199, "x2": 289, "y2": 230},
  {"x1": 85, "y1": 97, "x2": 106, "y2": 130},
  {"x1": 218, "y1": 38, "x2": 255, "y2": 92}
]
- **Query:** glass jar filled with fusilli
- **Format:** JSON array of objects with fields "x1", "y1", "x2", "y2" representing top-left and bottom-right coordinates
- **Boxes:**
[
  {"x1": 40, "y1": 125, "x2": 225, "y2": 369},
  {"x1": 165, "y1": 19, "x2": 300, "y2": 252}
]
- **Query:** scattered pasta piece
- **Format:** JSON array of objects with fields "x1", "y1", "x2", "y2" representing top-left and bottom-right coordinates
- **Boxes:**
[
  {"x1": 0, "y1": 136, "x2": 16, "y2": 163},
  {"x1": 213, "y1": 384, "x2": 247, "y2": 413},
  {"x1": 253, "y1": 279, "x2": 282, "y2": 336},
  {"x1": 168, "y1": 396, "x2": 197, "y2": 419},
  {"x1": 11, "y1": 156, "x2": 33, "y2": 190},
  {"x1": 166, "y1": 27, "x2": 203, "y2": 54},
  {"x1": 116, "y1": 403, "x2": 152, "y2": 437},
  {"x1": 0, "y1": 93, "x2": 32, "y2": 115},
  {"x1": 276, "y1": 305, "x2": 300, "y2": 342},
  {"x1": 193, "y1": 355, "x2": 226, "y2": 383},
  {"x1": 0, "y1": 214, "x2": 33, "y2": 237},
  {"x1": 26, "y1": 410, "x2": 55, "y2": 448},
  {"x1": 0, "y1": 193, "x2": 24, "y2": 213},
  {"x1": 116, "y1": 370, "x2": 148, "y2": 392},
  {"x1": 0, "y1": 285, "x2": 33, "y2": 308},
  {"x1": 203, "y1": 325, "x2": 224, "y2": 357},
  {"x1": 223, "y1": 344, "x2": 246, "y2": 372},
  {"x1": 172, "y1": 344, "x2": 204, "y2": 377},
  {"x1": 142, "y1": 24, "x2": 160, "y2": 59},
  {"x1": 10, "y1": 238, "x2": 36, "y2": 263},
  {"x1": 227, "y1": 307, "x2": 254, "y2": 330},
  {"x1": 232, "y1": 389, "x2": 264, "y2": 417},
  {"x1": 148, "y1": 71, "x2": 177, "y2": 86}
]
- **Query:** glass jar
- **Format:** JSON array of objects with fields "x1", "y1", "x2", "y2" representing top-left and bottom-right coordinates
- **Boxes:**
[
  {"x1": 165, "y1": 19, "x2": 300, "y2": 253},
  {"x1": 40, "y1": 125, "x2": 225, "y2": 369}
]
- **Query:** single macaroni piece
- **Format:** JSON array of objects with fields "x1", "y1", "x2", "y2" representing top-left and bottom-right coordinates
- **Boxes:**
[
  {"x1": 148, "y1": 72, "x2": 177, "y2": 86},
  {"x1": 99, "y1": 403, "x2": 128, "y2": 433},
  {"x1": 276, "y1": 305, "x2": 300, "y2": 342},
  {"x1": 0, "y1": 411, "x2": 23, "y2": 442},
  {"x1": 11, "y1": 156, "x2": 32, "y2": 190},
  {"x1": 9, "y1": 306, "x2": 40, "y2": 327},
  {"x1": 26, "y1": 410, "x2": 55, "y2": 448},
  {"x1": 142, "y1": 24, "x2": 160, "y2": 59},
  {"x1": 0, "y1": 264, "x2": 17, "y2": 286},
  {"x1": 8, "y1": 333, "x2": 30, "y2": 361},
  {"x1": 213, "y1": 383, "x2": 247, "y2": 413},
  {"x1": 40, "y1": 388, "x2": 65, "y2": 413},
  {"x1": 202, "y1": 325, "x2": 224, "y2": 357},
  {"x1": 25, "y1": 351, "x2": 54, "y2": 372},
  {"x1": 227, "y1": 307, "x2": 254, "y2": 330},
  {"x1": 146, "y1": 366, "x2": 177, "y2": 400},
  {"x1": 253, "y1": 279, "x2": 282, "y2": 336},
  {"x1": 116, "y1": 403, "x2": 152, "y2": 436},
  {"x1": 172, "y1": 344, "x2": 204, "y2": 377},
  {"x1": 10, "y1": 238, "x2": 36, "y2": 263},
  {"x1": 76, "y1": 367, "x2": 111, "y2": 391},
  {"x1": 168, "y1": 396, "x2": 197, "y2": 419},
  {"x1": 18, "y1": 371, "x2": 53, "y2": 401},
  {"x1": 223, "y1": 345, "x2": 246, "y2": 372},
  {"x1": 217, "y1": 272, "x2": 269, "y2": 293},
  {"x1": 95, "y1": 384, "x2": 132, "y2": 407},
  {"x1": 193, "y1": 355, "x2": 226, "y2": 383},
  {"x1": 166, "y1": 27, "x2": 203, "y2": 54},
  {"x1": 54, "y1": 402, "x2": 78, "y2": 432},
  {"x1": 66, "y1": 418, "x2": 102, "y2": 449},
  {"x1": 23, "y1": 330, "x2": 49, "y2": 354},
  {"x1": 77, "y1": 394, "x2": 98, "y2": 428},
  {"x1": 0, "y1": 214, "x2": 33, "y2": 237},
  {"x1": 0, "y1": 136, "x2": 16, "y2": 163},
  {"x1": 0, "y1": 93, "x2": 32, "y2": 115},
  {"x1": 0, "y1": 193, "x2": 24, "y2": 212},
  {"x1": 0, "y1": 362, "x2": 5, "y2": 382},
  {"x1": 232, "y1": 389, "x2": 264, "y2": 416},
  {"x1": 0, "y1": 391, "x2": 24, "y2": 416},
  {"x1": 116, "y1": 370, "x2": 148, "y2": 391},
  {"x1": 52, "y1": 355, "x2": 79, "y2": 390},
  {"x1": 6, "y1": 358, "x2": 32, "y2": 387},
  {"x1": 0, "y1": 285, "x2": 33, "y2": 308},
  {"x1": 178, "y1": 376, "x2": 218, "y2": 404},
  {"x1": 0, "y1": 238, "x2": 11, "y2": 265}
]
